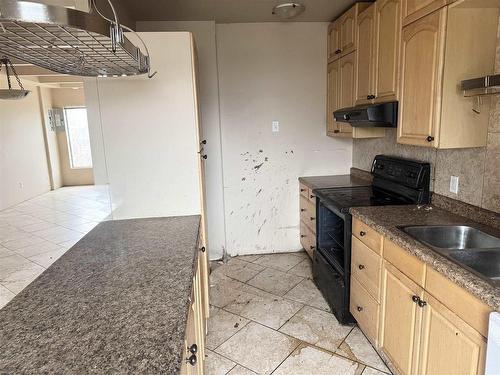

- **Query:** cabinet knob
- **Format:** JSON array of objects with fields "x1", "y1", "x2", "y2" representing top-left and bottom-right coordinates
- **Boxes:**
[
  {"x1": 333, "y1": 129, "x2": 340, "y2": 133},
  {"x1": 357, "y1": 306, "x2": 363, "y2": 312},
  {"x1": 412, "y1": 295, "x2": 420, "y2": 304},
  {"x1": 359, "y1": 231, "x2": 366, "y2": 237},
  {"x1": 300, "y1": 188, "x2": 306, "y2": 192},
  {"x1": 426, "y1": 136, "x2": 434, "y2": 142},
  {"x1": 188, "y1": 344, "x2": 198, "y2": 354},
  {"x1": 418, "y1": 299, "x2": 427, "y2": 308},
  {"x1": 366, "y1": 94, "x2": 376, "y2": 100},
  {"x1": 358, "y1": 264, "x2": 365, "y2": 270},
  {"x1": 200, "y1": 246, "x2": 206, "y2": 253},
  {"x1": 310, "y1": 195, "x2": 315, "y2": 199},
  {"x1": 310, "y1": 217, "x2": 315, "y2": 221},
  {"x1": 310, "y1": 246, "x2": 315, "y2": 250},
  {"x1": 335, "y1": 49, "x2": 342, "y2": 54},
  {"x1": 201, "y1": 154, "x2": 208, "y2": 159},
  {"x1": 200, "y1": 139, "x2": 207, "y2": 145},
  {"x1": 300, "y1": 234, "x2": 306, "y2": 238},
  {"x1": 186, "y1": 354, "x2": 197, "y2": 366},
  {"x1": 301, "y1": 208, "x2": 306, "y2": 212}
]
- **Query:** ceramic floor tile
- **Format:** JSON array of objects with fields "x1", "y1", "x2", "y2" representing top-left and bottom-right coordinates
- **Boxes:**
[
  {"x1": 247, "y1": 267, "x2": 303, "y2": 296},
  {"x1": 20, "y1": 221, "x2": 60, "y2": 233},
  {"x1": 336, "y1": 328, "x2": 389, "y2": 373},
  {"x1": 224, "y1": 288, "x2": 303, "y2": 330},
  {"x1": 279, "y1": 305, "x2": 353, "y2": 352},
  {"x1": 235, "y1": 254, "x2": 263, "y2": 263},
  {"x1": 287, "y1": 258, "x2": 313, "y2": 279},
  {"x1": 284, "y1": 279, "x2": 330, "y2": 312},
  {"x1": 0, "y1": 246, "x2": 14, "y2": 259},
  {"x1": 363, "y1": 367, "x2": 390, "y2": 375},
  {"x1": 209, "y1": 273, "x2": 247, "y2": 308},
  {"x1": 205, "y1": 349, "x2": 236, "y2": 375},
  {"x1": 28, "y1": 247, "x2": 67, "y2": 268},
  {"x1": 216, "y1": 322, "x2": 299, "y2": 375},
  {"x1": 12, "y1": 241, "x2": 62, "y2": 258},
  {"x1": 273, "y1": 345, "x2": 365, "y2": 375},
  {"x1": 0, "y1": 265, "x2": 45, "y2": 293},
  {"x1": 0, "y1": 254, "x2": 38, "y2": 278},
  {"x1": 1, "y1": 235, "x2": 47, "y2": 251},
  {"x1": 212, "y1": 258, "x2": 265, "y2": 283},
  {"x1": 226, "y1": 365, "x2": 257, "y2": 374},
  {"x1": 0, "y1": 284, "x2": 15, "y2": 309},
  {"x1": 207, "y1": 308, "x2": 250, "y2": 350},
  {"x1": 253, "y1": 253, "x2": 305, "y2": 271}
]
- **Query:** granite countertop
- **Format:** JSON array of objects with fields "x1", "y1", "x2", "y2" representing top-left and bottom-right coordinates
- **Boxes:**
[
  {"x1": 0, "y1": 215, "x2": 201, "y2": 374},
  {"x1": 350, "y1": 205, "x2": 500, "y2": 311},
  {"x1": 299, "y1": 174, "x2": 371, "y2": 191}
]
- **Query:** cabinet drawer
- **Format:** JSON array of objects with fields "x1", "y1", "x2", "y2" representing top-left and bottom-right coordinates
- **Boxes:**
[
  {"x1": 425, "y1": 267, "x2": 492, "y2": 337},
  {"x1": 350, "y1": 276, "x2": 379, "y2": 345},
  {"x1": 299, "y1": 183, "x2": 309, "y2": 199},
  {"x1": 352, "y1": 218, "x2": 383, "y2": 254},
  {"x1": 300, "y1": 195, "x2": 316, "y2": 233},
  {"x1": 300, "y1": 220, "x2": 316, "y2": 259},
  {"x1": 384, "y1": 238, "x2": 426, "y2": 287},
  {"x1": 351, "y1": 236, "x2": 382, "y2": 302}
]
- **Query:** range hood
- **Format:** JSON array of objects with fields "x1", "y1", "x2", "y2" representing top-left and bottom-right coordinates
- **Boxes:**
[
  {"x1": 461, "y1": 74, "x2": 500, "y2": 97},
  {"x1": 333, "y1": 101, "x2": 398, "y2": 128},
  {"x1": 0, "y1": 0, "x2": 150, "y2": 77}
]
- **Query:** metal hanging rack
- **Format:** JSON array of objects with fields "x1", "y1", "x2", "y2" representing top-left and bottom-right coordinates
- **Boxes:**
[
  {"x1": 0, "y1": 0, "x2": 151, "y2": 77},
  {"x1": 0, "y1": 56, "x2": 29, "y2": 99}
]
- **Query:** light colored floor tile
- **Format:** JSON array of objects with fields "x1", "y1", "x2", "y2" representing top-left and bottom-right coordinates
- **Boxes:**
[
  {"x1": 205, "y1": 349, "x2": 236, "y2": 375},
  {"x1": 224, "y1": 288, "x2": 303, "y2": 330},
  {"x1": 0, "y1": 246, "x2": 14, "y2": 259},
  {"x1": 69, "y1": 221, "x2": 99, "y2": 234},
  {"x1": 216, "y1": 322, "x2": 299, "y2": 375},
  {"x1": 207, "y1": 308, "x2": 250, "y2": 350},
  {"x1": 336, "y1": 328, "x2": 390, "y2": 373},
  {"x1": 226, "y1": 365, "x2": 258, "y2": 375},
  {"x1": 58, "y1": 238, "x2": 82, "y2": 250},
  {"x1": 0, "y1": 254, "x2": 38, "y2": 278},
  {"x1": 0, "y1": 284, "x2": 15, "y2": 309},
  {"x1": 279, "y1": 305, "x2": 353, "y2": 352},
  {"x1": 20, "y1": 221, "x2": 59, "y2": 233},
  {"x1": 209, "y1": 273, "x2": 247, "y2": 308},
  {"x1": 253, "y1": 253, "x2": 304, "y2": 271},
  {"x1": 235, "y1": 254, "x2": 263, "y2": 263},
  {"x1": 12, "y1": 241, "x2": 62, "y2": 258},
  {"x1": 28, "y1": 247, "x2": 67, "y2": 268},
  {"x1": 1, "y1": 235, "x2": 47, "y2": 251},
  {"x1": 363, "y1": 367, "x2": 390, "y2": 375},
  {"x1": 0, "y1": 265, "x2": 45, "y2": 293},
  {"x1": 247, "y1": 267, "x2": 303, "y2": 296},
  {"x1": 284, "y1": 279, "x2": 330, "y2": 312},
  {"x1": 288, "y1": 258, "x2": 313, "y2": 279},
  {"x1": 211, "y1": 258, "x2": 265, "y2": 283},
  {"x1": 273, "y1": 345, "x2": 365, "y2": 375}
]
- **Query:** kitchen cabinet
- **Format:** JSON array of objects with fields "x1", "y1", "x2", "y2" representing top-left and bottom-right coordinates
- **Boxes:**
[
  {"x1": 327, "y1": 21, "x2": 341, "y2": 62},
  {"x1": 340, "y1": 51, "x2": 356, "y2": 109},
  {"x1": 402, "y1": 0, "x2": 453, "y2": 26},
  {"x1": 351, "y1": 217, "x2": 492, "y2": 375},
  {"x1": 299, "y1": 183, "x2": 316, "y2": 259},
  {"x1": 326, "y1": 60, "x2": 339, "y2": 135},
  {"x1": 398, "y1": 1, "x2": 499, "y2": 148},
  {"x1": 355, "y1": 5, "x2": 375, "y2": 106}
]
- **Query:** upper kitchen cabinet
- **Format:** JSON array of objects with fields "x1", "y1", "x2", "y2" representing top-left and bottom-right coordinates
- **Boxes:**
[
  {"x1": 328, "y1": 2, "x2": 371, "y2": 62},
  {"x1": 355, "y1": 5, "x2": 376, "y2": 106},
  {"x1": 402, "y1": 0, "x2": 455, "y2": 26},
  {"x1": 397, "y1": 0, "x2": 499, "y2": 148}
]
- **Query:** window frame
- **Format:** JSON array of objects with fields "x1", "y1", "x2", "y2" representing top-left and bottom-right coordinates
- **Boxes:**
[{"x1": 63, "y1": 106, "x2": 93, "y2": 170}]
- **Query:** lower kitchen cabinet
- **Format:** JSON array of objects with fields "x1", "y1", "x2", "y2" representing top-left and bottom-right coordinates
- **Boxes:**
[
  {"x1": 299, "y1": 183, "x2": 316, "y2": 259},
  {"x1": 418, "y1": 292, "x2": 487, "y2": 375}
]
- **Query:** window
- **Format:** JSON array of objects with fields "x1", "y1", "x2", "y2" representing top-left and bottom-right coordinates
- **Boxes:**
[{"x1": 64, "y1": 107, "x2": 93, "y2": 169}]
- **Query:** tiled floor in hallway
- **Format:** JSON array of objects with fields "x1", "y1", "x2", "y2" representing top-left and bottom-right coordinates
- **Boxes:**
[
  {"x1": 0, "y1": 185, "x2": 111, "y2": 309},
  {"x1": 207, "y1": 253, "x2": 391, "y2": 375}
]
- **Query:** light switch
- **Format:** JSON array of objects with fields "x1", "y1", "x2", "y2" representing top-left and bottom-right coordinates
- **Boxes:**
[
  {"x1": 272, "y1": 121, "x2": 279, "y2": 132},
  {"x1": 449, "y1": 176, "x2": 459, "y2": 194}
]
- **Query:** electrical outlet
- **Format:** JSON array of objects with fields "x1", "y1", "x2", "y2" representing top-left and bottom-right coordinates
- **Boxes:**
[
  {"x1": 272, "y1": 121, "x2": 279, "y2": 132},
  {"x1": 449, "y1": 176, "x2": 459, "y2": 194}
]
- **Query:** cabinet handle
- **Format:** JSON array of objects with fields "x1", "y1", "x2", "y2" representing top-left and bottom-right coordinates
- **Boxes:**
[
  {"x1": 200, "y1": 139, "x2": 207, "y2": 145},
  {"x1": 186, "y1": 354, "x2": 197, "y2": 366},
  {"x1": 300, "y1": 188, "x2": 306, "y2": 192},
  {"x1": 335, "y1": 49, "x2": 342, "y2": 54},
  {"x1": 359, "y1": 231, "x2": 366, "y2": 237},
  {"x1": 301, "y1": 234, "x2": 306, "y2": 238},
  {"x1": 301, "y1": 208, "x2": 306, "y2": 212},
  {"x1": 201, "y1": 154, "x2": 208, "y2": 159},
  {"x1": 188, "y1": 344, "x2": 198, "y2": 354},
  {"x1": 310, "y1": 246, "x2": 315, "y2": 250},
  {"x1": 366, "y1": 95, "x2": 376, "y2": 100},
  {"x1": 358, "y1": 264, "x2": 365, "y2": 270},
  {"x1": 333, "y1": 129, "x2": 340, "y2": 133},
  {"x1": 310, "y1": 217, "x2": 315, "y2": 221},
  {"x1": 412, "y1": 295, "x2": 420, "y2": 304},
  {"x1": 426, "y1": 136, "x2": 434, "y2": 142},
  {"x1": 357, "y1": 306, "x2": 363, "y2": 312},
  {"x1": 310, "y1": 194, "x2": 315, "y2": 199},
  {"x1": 418, "y1": 299, "x2": 427, "y2": 308},
  {"x1": 200, "y1": 246, "x2": 206, "y2": 253}
]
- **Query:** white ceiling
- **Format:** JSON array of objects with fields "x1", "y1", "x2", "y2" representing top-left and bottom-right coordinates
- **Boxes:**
[{"x1": 121, "y1": 0, "x2": 359, "y2": 23}]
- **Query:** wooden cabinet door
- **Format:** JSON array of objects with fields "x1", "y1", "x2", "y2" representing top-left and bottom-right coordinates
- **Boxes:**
[
  {"x1": 380, "y1": 261, "x2": 423, "y2": 375},
  {"x1": 397, "y1": 9, "x2": 446, "y2": 147},
  {"x1": 328, "y1": 21, "x2": 341, "y2": 61},
  {"x1": 327, "y1": 61, "x2": 340, "y2": 134},
  {"x1": 374, "y1": 0, "x2": 401, "y2": 103},
  {"x1": 418, "y1": 292, "x2": 487, "y2": 375},
  {"x1": 402, "y1": 0, "x2": 448, "y2": 25},
  {"x1": 339, "y1": 52, "x2": 356, "y2": 110},
  {"x1": 355, "y1": 5, "x2": 375, "y2": 106},
  {"x1": 340, "y1": 6, "x2": 357, "y2": 55}
]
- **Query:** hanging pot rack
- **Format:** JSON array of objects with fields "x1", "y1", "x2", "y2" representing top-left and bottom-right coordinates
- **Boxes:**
[
  {"x1": 0, "y1": 56, "x2": 29, "y2": 99},
  {"x1": 0, "y1": 0, "x2": 150, "y2": 77}
]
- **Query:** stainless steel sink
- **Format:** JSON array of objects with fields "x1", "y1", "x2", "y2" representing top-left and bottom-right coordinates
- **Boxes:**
[
  {"x1": 401, "y1": 225, "x2": 500, "y2": 250},
  {"x1": 399, "y1": 225, "x2": 500, "y2": 286}
]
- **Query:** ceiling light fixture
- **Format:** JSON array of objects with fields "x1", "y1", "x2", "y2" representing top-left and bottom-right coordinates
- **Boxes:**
[{"x1": 272, "y1": 2, "x2": 305, "y2": 20}]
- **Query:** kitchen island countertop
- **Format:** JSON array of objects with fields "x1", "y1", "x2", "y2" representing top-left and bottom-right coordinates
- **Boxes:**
[{"x1": 0, "y1": 215, "x2": 201, "y2": 374}]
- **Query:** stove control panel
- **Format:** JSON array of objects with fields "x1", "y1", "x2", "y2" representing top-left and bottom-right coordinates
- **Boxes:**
[{"x1": 372, "y1": 155, "x2": 430, "y2": 189}]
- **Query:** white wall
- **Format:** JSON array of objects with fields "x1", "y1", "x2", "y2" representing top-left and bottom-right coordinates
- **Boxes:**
[
  {"x1": 85, "y1": 32, "x2": 202, "y2": 219},
  {"x1": 216, "y1": 23, "x2": 352, "y2": 255},
  {"x1": 136, "y1": 21, "x2": 226, "y2": 260},
  {"x1": 0, "y1": 82, "x2": 51, "y2": 209}
]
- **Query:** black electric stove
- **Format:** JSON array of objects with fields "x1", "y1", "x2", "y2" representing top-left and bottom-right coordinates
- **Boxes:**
[{"x1": 312, "y1": 155, "x2": 431, "y2": 324}]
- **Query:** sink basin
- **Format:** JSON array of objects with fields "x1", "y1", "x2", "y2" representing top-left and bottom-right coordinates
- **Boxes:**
[
  {"x1": 400, "y1": 225, "x2": 500, "y2": 250},
  {"x1": 448, "y1": 250, "x2": 500, "y2": 280}
]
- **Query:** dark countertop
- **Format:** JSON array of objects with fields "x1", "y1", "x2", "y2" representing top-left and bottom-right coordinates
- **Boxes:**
[
  {"x1": 0, "y1": 215, "x2": 201, "y2": 374},
  {"x1": 350, "y1": 205, "x2": 500, "y2": 311},
  {"x1": 299, "y1": 174, "x2": 371, "y2": 191}
]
